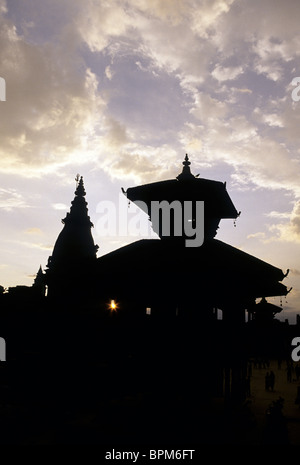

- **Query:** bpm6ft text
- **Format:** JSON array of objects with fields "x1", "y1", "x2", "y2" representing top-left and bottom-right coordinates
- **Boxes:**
[{"x1": 149, "y1": 450, "x2": 195, "y2": 460}]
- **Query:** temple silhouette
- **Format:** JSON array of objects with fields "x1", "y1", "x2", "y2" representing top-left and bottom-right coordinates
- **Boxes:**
[
  {"x1": 45, "y1": 155, "x2": 289, "y2": 323},
  {"x1": 0, "y1": 155, "x2": 295, "y2": 444},
  {"x1": 46, "y1": 175, "x2": 99, "y2": 302},
  {"x1": 42, "y1": 156, "x2": 290, "y2": 397}
]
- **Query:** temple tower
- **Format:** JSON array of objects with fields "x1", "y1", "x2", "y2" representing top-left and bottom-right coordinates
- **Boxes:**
[{"x1": 46, "y1": 176, "x2": 98, "y2": 302}]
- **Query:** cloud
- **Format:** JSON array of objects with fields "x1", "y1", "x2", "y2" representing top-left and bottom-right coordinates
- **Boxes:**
[
  {"x1": 1, "y1": 0, "x2": 299, "y2": 191},
  {"x1": 0, "y1": 188, "x2": 28, "y2": 211},
  {"x1": 190, "y1": 92, "x2": 228, "y2": 122},
  {"x1": 52, "y1": 203, "x2": 69, "y2": 211},
  {"x1": 233, "y1": 88, "x2": 252, "y2": 94},
  {"x1": 253, "y1": 108, "x2": 284, "y2": 128},
  {"x1": 0, "y1": 4, "x2": 300, "y2": 189},
  {"x1": 76, "y1": 0, "x2": 131, "y2": 53},
  {"x1": 13, "y1": 240, "x2": 53, "y2": 251},
  {"x1": 105, "y1": 65, "x2": 114, "y2": 80},
  {"x1": 25, "y1": 227, "x2": 43, "y2": 235},
  {"x1": 106, "y1": 145, "x2": 179, "y2": 183},
  {"x1": 190, "y1": 0, "x2": 236, "y2": 39},
  {"x1": 265, "y1": 211, "x2": 290, "y2": 219},
  {"x1": 104, "y1": 117, "x2": 129, "y2": 148},
  {"x1": 290, "y1": 268, "x2": 300, "y2": 277},
  {"x1": 247, "y1": 232, "x2": 266, "y2": 240},
  {"x1": 0, "y1": 4, "x2": 106, "y2": 177},
  {"x1": 268, "y1": 201, "x2": 300, "y2": 243},
  {"x1": 177, "y1": 105, "x2": 300, "y2": 198},
  {"x1": 212, "y1": 64, "x2": 244, "y2": 82}
]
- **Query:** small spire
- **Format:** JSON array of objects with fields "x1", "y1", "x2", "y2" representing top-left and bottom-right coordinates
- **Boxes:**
[
  {"x1": 183, "y1": 154, "x2": 191, "y2": 167},
  {"x1": 33, "y1": 265, "x2": 45, "y2": 288},
  {"x1": 75, "y1": 176, "x2": 86, "y2": 197},
  {"x1": 176, "y1": 154, "x2": 195, "y2": 181}
]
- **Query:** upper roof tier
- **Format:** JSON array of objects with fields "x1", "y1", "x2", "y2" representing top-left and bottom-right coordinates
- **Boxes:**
[
  {"x1": 123, "y1": 155, "x2": 240, "y2": 240},
  {"x1": 124, "y1": 155, "x2": 239, "y2": 219}
]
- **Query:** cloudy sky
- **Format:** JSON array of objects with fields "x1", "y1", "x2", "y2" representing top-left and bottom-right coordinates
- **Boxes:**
[{"x1": 0, "y1": 0, "x2": 300, "y2": 321}]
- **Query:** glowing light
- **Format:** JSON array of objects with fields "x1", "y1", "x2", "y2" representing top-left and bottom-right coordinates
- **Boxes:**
[{"x1": 110, "y1": 299, "x2": 117, "y2": 311}]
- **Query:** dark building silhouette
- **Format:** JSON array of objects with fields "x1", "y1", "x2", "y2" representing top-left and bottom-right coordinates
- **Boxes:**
[
  {"x1": 39, "y1": 156, "x2": 290, "y2": 401},
  {"x1": 43, "y1": 156, "x2": 289, "y2": 323},
  {"x1": 0, "y1": 155, "x2": 295, "y2": 445},
  {"x1": 96, "y1": 156, "x2": 289, "y2": 321},
  {"x1": 93, "y1": 155, "x2": 290, "y2": 400},
  {"x1": 46, "y1": 175, "x2": 98, "y2": 302},
  {"x1": 249, "y1": 296, "x2": 284, "y2": 324}
]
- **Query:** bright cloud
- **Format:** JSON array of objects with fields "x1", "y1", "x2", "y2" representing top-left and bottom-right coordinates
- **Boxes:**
[
  {"x1": 212, "y1": 64, "x2": 244, "y2": 82},
  {"x1": 269, "y1": 201, "x2": 300, "y2": 244}
]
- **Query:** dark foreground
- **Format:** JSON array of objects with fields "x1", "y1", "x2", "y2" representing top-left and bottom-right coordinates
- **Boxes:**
[{"x1": 0, "y1": 307, "x2": 299, "y2": 445}]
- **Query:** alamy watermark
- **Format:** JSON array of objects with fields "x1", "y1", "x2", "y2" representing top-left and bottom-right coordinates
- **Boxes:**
[
  {"x1": 96, "y1": 194, "x2": 204, "y2": 247},
  {"x1": 0, "y1": 77, "x2": 6, "y2": 101},
  {"x1": 291, "y1": 77, "x2": 300, "y2": 102},
  {"x1": 291, "y1": 337, "x2": 300, "y2": 362},
  {"x1": 0, "y1": 337, "x2": 6, "y2": 361}
]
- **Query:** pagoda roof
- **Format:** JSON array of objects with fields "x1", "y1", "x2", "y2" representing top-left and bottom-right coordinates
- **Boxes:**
[
  {"x1": 97, "y1": 238, "x2": 289, "y2": 306},
  {"x1": 98, "y1": 238, "x2": 286, "y2": 281},
  {"x1": 251, "y1": 297, "x2": 283, "y2": 315},
  {"x1": 123, "y1": 155, "x2": 239, "y2": 219}
]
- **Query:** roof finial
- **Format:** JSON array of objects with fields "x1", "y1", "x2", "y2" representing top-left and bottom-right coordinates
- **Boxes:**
[
  {"x1": 75, "y1": 174, "x2": 80, "y2": 188},
  {"x1": 75, "y1": 175, "x2": 86, "y2": 197},
  {"x1": 183, "y1": 154, "x2": 191, "y2": 167},
  {"x1": 176, "y1": 154, "x2": 195, "y2": 181}
]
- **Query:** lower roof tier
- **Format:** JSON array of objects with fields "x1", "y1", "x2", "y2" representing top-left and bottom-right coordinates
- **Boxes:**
[{"x1": 96, "y1": 238, "x2": 289, "y2": 308}]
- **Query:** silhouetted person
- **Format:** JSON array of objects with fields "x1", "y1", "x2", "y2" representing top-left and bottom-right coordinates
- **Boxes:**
[{"x1": 263, "y1": 397, "x2": 289, "y2": 444}]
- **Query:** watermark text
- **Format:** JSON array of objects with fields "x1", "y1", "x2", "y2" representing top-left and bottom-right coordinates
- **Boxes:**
[
  {"x1": 291, "y1": 77, "x2": 300, "y2": 102},
  {"x1": 0, "y1": 77, "x2": 6, "y2": 101},
  {"x1": 291, "y1": 337, "x2": 300, "y2": 362},
  {"x1": 0, "y1": 337, "x2": 6, "y2": 361},
  {"x1": 96, "y1": 194, "x2": 204, "y2": 247}
]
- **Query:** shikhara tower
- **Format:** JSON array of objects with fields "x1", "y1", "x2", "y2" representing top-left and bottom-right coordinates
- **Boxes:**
[{"x1": 46, "y1": 176, "x2": 98, "y2": 301}]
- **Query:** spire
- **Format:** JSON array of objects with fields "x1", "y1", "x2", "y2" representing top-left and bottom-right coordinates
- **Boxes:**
[
  {"x1": 33, "y1": 265, "x2": 44, "y2": 286},
  {"x1": 62, "y1": 175, "x2": 93, "y2": 228},
  {"x1": 32, "y1": 265, "x2": 46, "y2": 296},
  {"x1": 47, "y1": 175, "x2": 98, "y2": 273},
  {"x1": 75, "y1": 176, "x2": 86, "y2": 198},
  {"x1": 176, "y1": 154, "x2": 195, "y2": 181}
]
